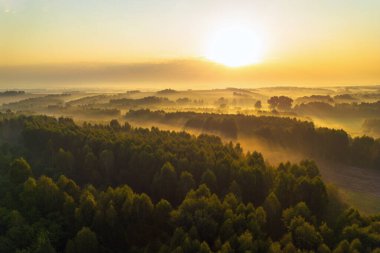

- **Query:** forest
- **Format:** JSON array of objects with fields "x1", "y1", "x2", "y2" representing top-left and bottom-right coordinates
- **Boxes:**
[
  {"x1": 0, "y1": 113, "x2": 379, "y2": 252},
  {"x1": 125, "y1": 110, "x2": 380, "y2": 170},
  {"x1": 2, "y1": 87, "x2": 380, "y2": 138},
  {"x1": 3, "y1": 0, "x2": 380, "y2": 251}
]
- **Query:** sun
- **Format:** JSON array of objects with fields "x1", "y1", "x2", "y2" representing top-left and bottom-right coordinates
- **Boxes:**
[{"x1": 205, "y1": 26, "x2": 264, "y2": 67}]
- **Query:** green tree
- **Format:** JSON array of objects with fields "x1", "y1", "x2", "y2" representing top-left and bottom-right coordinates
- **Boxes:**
[
  {"x1": 332, "y1": 240, "x2": 349, "y2": 253},
  {"x1": 110, "y1": 119, "x2": 121, "y2": 130},
  {"x1": 319, "y1": 222, "x2": 334, "y2": 247},
  {"x1": 99, "y1": 149, "x2": 115, "y2": 183},
  {"x1": 220, "y1": 241, "x2": 233, "y2": 253},
  {"x1": 153, "y1": 162, "x2": 178, "y2": 202},
  {"x1": 282, "y1": 202, "x2": 311, "y2": 227},
  {"x1": 268, "y1": 96, "x2": 293, "y2": 110},
  {"x1": 318, "y1": 243, "x2": 331, "y2": 253},
  {"x1": 255, "y1": 206, "x2": 267, "y2": 228},
  {"x1": 154, "y1": 199, "x2": 173, "y2": 232},
  {"x1": 74, "y1": 227, "x2": 99, "y2": 253},
  {"x1": 289, "y1": 216, "x2": 322, "y2": 250},
  {"x1": 263, "y1": 192, "x2": 282, "y2": 238},
  {"x1": 247, "y1": 151, "x2": 265, "y2": 168},
  {"x1": 238, "y1": 230, "x2": 254, "y2": 252},
  {"x1": 57, "y1": 175, "x2": 80, "y2": 200},
  {"x1": 268, "y1": 242, "x2": 282, "y2": 253},
  {"x1": 55, "y1": 148, "x2": 74, "y2": 174},
  {"x1": 177, "y1": 171, "x2": 195, "y2": 201},
  {"x1": 283, "y1": 242, "x2": 297, "y2": 253},
  {"x1": 228, "y1": 181, "x2": 242, "y2": 200},
  {"x1": 254, "y1": 100, "x2": 262, "y2": 110},
  {"x1": 34, "y1": 232, "x2": 56, "y2": 253},
  {"x1": 83, "y1": 151, "x2": 99, "y2": 183},
  {"x1": 199, "y1": 241, "x2": 212, "y2": 253},
  {"x1": 9, "y1": 158, "x2": 32, "y2": 184},
  {"x1": 349, "y1": 238, "x2": 362, "y2": 253},
  {"x1": 200, "y1": 169, "x2": 217, "y2": 193},
  {"x1": 35, "y1": 176, "x2": 62, "y2": 214},
  {"x1": 75, "y1": 191, "x2": 97, "y2": 226}
]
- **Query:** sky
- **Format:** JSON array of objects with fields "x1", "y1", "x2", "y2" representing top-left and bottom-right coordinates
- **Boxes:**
[{"x1": 1, "y1": 0, "x2": 380, "y2": 88}]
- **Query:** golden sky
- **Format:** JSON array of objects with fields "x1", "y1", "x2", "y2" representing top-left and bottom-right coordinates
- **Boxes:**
[{"x1": 1, "y1": 0, "x2": 380, "y2": 87}]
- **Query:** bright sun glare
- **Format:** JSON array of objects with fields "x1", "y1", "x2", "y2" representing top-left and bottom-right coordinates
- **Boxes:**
[{"x1": 205, "y1": 26, "x2": 264, "y2": 67}]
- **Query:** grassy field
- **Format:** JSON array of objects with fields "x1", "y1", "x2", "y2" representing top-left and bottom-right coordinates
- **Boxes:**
[{"x1": 239, "y1": 136, "x2": 380, "y2": 214}]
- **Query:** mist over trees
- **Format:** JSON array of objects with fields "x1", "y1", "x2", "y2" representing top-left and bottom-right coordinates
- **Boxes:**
[
  {"x1": 294, "y1": 100, "x2": 380, "y2": 118},
  {"x1": 126, "y1": 110, "x2": 380, "y2": 170},
  {"x1": 0, "y1": 113, "x2": 378, "y2": 252}
]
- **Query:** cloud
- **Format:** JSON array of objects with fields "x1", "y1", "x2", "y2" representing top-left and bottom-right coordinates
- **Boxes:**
[
  {"x1": 1, "y1": 58, "x2": 379, "y2": 89},
  {"x1": 0, "y1": 59, "x2": 230, "y2": 85}
]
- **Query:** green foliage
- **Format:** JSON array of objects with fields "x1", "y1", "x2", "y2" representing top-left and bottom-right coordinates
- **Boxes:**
[
  {"x1": 282, "y1": 202, "x2": 312, "y2": 227},
  {"x1": 74, "y1": 227, "x2": 98, "y2": 253},
  {"x1": 178, "y1": 171, "x2": 196, "y2": 201},
  {"x1": 332, "y1": 240, "x2": 349, "y2": 253},
  {"x1": 0, "y1": 114, "x2": 377, "y2": 252},
  {"x1": 289, "y1": 217, "x2": 322, "y2": 250},
  {"x1": 9, "y1": 158, "x2": 32, "y2": 184},
  {"x1": 200, "y1": 170, "x2": 217, "y2": 193},
  {"x1": 318, "y1": 243, "x2": 331, "y2": 253},
  {"x1": 153, "y1": 162, "x2": 177, "y2": 202},
  {"x1": 34, "y1": 231, "x2": 56, "y2": 253}
]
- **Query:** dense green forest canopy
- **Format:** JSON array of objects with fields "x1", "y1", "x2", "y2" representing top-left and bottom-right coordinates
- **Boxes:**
[
  {"x1": 126, "y1": 110, "x2": 380, "y2": 170},
  {"x1": 0, "y1": 113, "x2": 379, "y2": 252}
]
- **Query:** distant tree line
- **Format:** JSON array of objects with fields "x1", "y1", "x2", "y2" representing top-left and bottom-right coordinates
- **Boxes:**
[
  {"x1": 110, "y1": 96, "x2": 173, "y2": 107},
  {"x1": 2, "y1": 94, "x2": 69, "y2": 111},
  {"x1": 0, "y1": 90, "x2": 25, "y2": 96},
  {"x1": 126, "y1": 110, "x2": 380, "y2": 170},
  {"x1": 294, "y1": 100, "x2": 380, "y2": 118}
]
